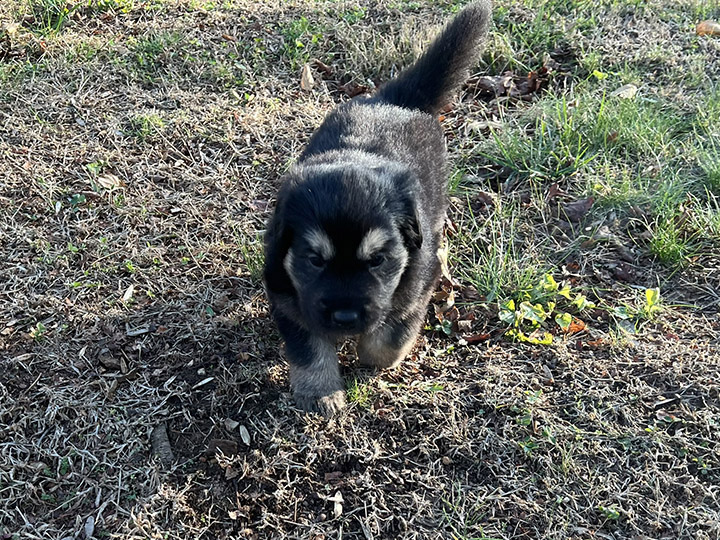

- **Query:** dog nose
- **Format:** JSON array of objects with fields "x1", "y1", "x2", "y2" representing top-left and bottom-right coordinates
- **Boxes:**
[{"x1": 331, "y1": 309, "x2": 359, "y2": 328}]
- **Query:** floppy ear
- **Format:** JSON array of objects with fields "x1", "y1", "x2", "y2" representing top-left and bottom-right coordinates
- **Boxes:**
[
  {"x1": 397, "y1": 195, "x2": 423, "y2": 251},
  {"x1": 263, "y1": 190, "x2": 296, "y2": 296}
]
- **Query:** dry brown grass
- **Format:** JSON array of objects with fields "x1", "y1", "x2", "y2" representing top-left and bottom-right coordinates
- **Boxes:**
[{"x1": 1, "y1": 0, "x2": 719, "y2": 539}]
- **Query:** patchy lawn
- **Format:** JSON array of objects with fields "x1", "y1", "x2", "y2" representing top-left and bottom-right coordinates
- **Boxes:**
[{"x1": 1, "y1": 0, "x2": 719, "y2": 539}]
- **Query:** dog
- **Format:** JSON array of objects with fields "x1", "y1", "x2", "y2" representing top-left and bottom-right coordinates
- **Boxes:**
[{"x1": 263, "y1": 1, "x2": 492, "y2": 415}]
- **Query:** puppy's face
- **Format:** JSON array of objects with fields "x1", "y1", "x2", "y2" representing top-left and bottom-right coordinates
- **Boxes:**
[
  {"x1": 285, "y1": 224, "x2": 408, "y2": 335},
  {"x1": 265, "y1": 161, "x2": 422, "y2": 336}
]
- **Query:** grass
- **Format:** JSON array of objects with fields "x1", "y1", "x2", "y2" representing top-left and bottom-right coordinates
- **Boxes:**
[
  {"x1": 451, "y1": 195, "x2": 547, "y2": 303},
  {"x1": 1, "y1": 0, "x2": 719, "y2": 539}
]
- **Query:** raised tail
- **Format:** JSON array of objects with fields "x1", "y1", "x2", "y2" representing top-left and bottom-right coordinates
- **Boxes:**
[{"x1": 373, "y1": 0, "x2": 492, "y2": 114}]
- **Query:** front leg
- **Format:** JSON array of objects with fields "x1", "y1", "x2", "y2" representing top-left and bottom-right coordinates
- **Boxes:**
[
  {"x1": 357, "y1": 309, "x2": 426, "y2": 369},
  {"x1": 274, "y1": 312, "x2": 346, "y2": 416}
]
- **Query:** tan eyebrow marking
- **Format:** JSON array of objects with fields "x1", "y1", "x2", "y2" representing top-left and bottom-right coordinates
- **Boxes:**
[
  {"x1": 357, "y1": 228, "x2": 390, "y2": 260},
  {"x1": 305, "y1": 229, "x2": 335, "y2": 260}
]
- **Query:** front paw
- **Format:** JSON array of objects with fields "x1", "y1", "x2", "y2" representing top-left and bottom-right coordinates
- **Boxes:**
[
  {"x1": 294, "y1": 389, "x2": 347, "y2": 417},
  {"x1": 357, "y1": 341, "x2": 404, "y2": 369}
]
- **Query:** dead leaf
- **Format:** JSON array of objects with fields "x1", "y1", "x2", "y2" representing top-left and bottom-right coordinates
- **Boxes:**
[
  {"x1": 312, "y1": 58, "x2": 333, "y2": 77},
  {"x1": 221, "y1": 33, "x2": 237, "y2": 42},
  {"x1": 610, "y1": 84, "x2": 638, "y2": 99},
  {"x1": 460, "y1": 285, "x2": 481, "y2": 301},
  {"x1": 97, "y1": 173, "x2": 122, "y2": 190},
  {"x1": 457, "y1": 319, "x2": 472, "y2": 333},
  {"x1": 84, "y1": 515, "x2": 95, "y2": 539},
  {"x1": 655, "y1": 409, "x2": 680, "y2": 422},
  {"x1": 562, "y1": 197, "x2": 594, "y2": 222},
  {"x1": 696, "y1": 20, "x2": 720, "y2": 36},
  {"x1": 542, "y1": 364, "x2": 554, "y2": 384},
  {"x1": 434, "y1": 289, "x2": 455, "y2": 315},
  {"x1": 224, "y1": 418, "x2": 239, "y2": 431},
  {"x1": 567, "y1": 318, "x2": 586, "y2": 335},
  {"x1": 122, "y1": 284, "x2": 134, "y2": 303},
  {"x1": 329, "y1": 491, "x2": 343, "y2": 518},
  {"x1": 300, "y1": 63, "x2": 314, "y2": 91},
  {"x1": 99, "y1": 354, "x2": 121, "y2": 370},
  {"x1": 436, "y1": 243, "x2": 453, "y2": 283},
  {"x1": 2, "y1": 22, "x2": 20, "y2": 35},
  {"x1": 432, "y1": 289, "x2": 451, "y2": 303},
  {"x1": 239, "y1": 425, "x2": 251, "y2": 446},
  {"x1": 206, "y1": 438, "x2": 238, "y2": 457},
  {"x1": 465, "y1": 333, "x2": 490, "y2": 344},
  {"x1": 444, "y1": 306, "x2": 460, "y2": 322},
  {"x1": 339, "y1": 80, "x2": 369, "y2": 98},
  {"x1": 324, "y1": 471, "x2": 343, "y2": 483},
  {"x1": 546, "y1": 182, "x2": 564, "y2": 201},
  {"x1": 612, "y1": 263, "x2": 633, "y2": 282},
  {"x1": 468, "y1": 66, "x2": 550, "y2": 102}
]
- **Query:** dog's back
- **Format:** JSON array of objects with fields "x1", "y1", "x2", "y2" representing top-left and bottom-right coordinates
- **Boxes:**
[{"x1": 300, "y1": 0, "x2": 492, "y2": 225}]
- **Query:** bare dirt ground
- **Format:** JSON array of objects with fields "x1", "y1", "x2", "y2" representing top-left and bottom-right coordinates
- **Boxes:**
[{"x1": 1, "y1": 1, "x2": 719, "y2": 539}]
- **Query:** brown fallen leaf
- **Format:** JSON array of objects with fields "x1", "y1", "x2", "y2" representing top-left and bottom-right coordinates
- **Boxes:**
[
  {"x1": 312, "y1": 58, "x2": 334, "y2": 77},
  {"x1": 465, "y1": 333, "x2": 491, "y2": 344},
  {"x1": 224, "y1": 466, "x2": 240, "y2": 480},
  {"x1": 511, "y1": 66, "x2": 550, "y2": 99},
  {"x1": 612, "y1": 263, "x2": 633, "y2": 282},
  {"x1": 466, "y1": 65, "x2": 551, "y2": 102},
  {"x1": 436, "y1": 243, "x2": 454, "y2": 284},
  {"x1": 614, "y1": 243, "x2": 635, "y2": 263},
  {"x1": 541, "y1": 364, "x2": 554, "y2": 384},
  {"x1": 696, "y1": 20, "x2": 720, "y2": 36},
  {"x1": 460, "y1": 285, "x2": 481, "y2": 301},
  {"x1": 562, "y1": 197, "x2": 594, "y2": 222},
  {"x1": 339, "y1": 80, "x2": 369, "y2": 98},
  {"x1": 300, "y1": 63, "x2": 314, "y2": 91},
  {"x1": 206, "y1": 438, "x2": 239, "y2": 457},
  {"x1": 567, "y1": 318, "x2": 586, "y2": 335},
  {"x1": 546, "y1": 182, "x2": 564, "y2": 201}
]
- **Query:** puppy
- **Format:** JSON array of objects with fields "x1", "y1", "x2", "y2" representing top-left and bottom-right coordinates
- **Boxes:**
[{"x1": 264, "y1": 1, "x2": 492, "y2": 415}]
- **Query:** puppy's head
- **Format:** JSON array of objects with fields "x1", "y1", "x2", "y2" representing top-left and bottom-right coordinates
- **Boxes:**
[{"x1": 264, "y1": 159, "x2": 422, "y2": 336}]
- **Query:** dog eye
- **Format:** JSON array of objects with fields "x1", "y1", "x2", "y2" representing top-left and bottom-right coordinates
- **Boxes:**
[
  {"x1": 308, "y1": 255, "x2": 325, "y2": 268},
  {"x1": 368, "y1": 254, "x2": 385, "y2": 268}
]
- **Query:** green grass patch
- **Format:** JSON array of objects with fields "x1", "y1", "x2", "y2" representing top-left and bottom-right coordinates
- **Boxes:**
[
  {"x1": 25, "y1": 0, "x2": 73, "y2": 35},
  {"x1": 237, "y1": 234, "x2": 264, "y2": 284},
  {"x1": 125, "y1": 112, "x2": 165, "y2": 140},
  {"x1": 278, "y1": 16, "x2": 325, "y2": 69},
  {"x1": 451, "y1": 196, "x2": 547, "y2": 303},
  {"x1": 346, "y1": 378, "x2": 373, "y2": 409}
]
